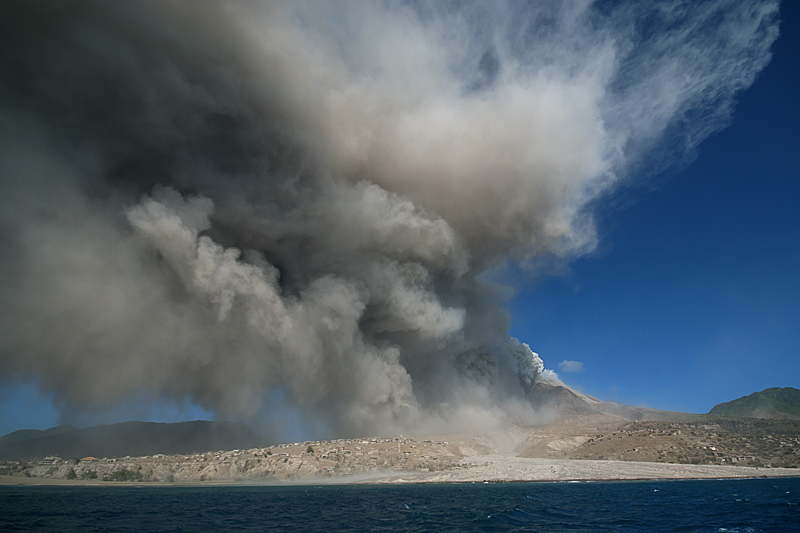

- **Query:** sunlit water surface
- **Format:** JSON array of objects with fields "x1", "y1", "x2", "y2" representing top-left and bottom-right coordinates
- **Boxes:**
[{"x1": 1, "y1": 477, "x2": 798, "y2": 531}]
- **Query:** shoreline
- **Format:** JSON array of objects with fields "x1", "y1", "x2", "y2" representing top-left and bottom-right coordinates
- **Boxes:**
[
  {"x1": 369, "y1": 455, "x2": 800, "y2": 484},
  {"x1": 3, "y1": 456, "x2": 798, "y2": 487}
]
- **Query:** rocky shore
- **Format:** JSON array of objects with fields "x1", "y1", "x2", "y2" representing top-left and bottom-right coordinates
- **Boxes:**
[
  {"x1": 2, "y1": 414, "x2": 798, "y2": 485},
  {"x1": 1, "y1": 435, "x2": 464, "y2": 484}
]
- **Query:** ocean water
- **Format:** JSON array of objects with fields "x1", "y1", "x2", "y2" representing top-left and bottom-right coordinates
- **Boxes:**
[{"x1": 1, "y1": 477, "x2": 798, "y2": 532}]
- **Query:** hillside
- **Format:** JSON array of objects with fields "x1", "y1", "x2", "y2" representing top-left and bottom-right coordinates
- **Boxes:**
[
  {"x1": 3, "y1": 385, "x2": 796, "y2": 467},
  {"x1": 0, "y1": 425, "x2": 77, "y2": 447},
  {"x1": 2, "y1": 386, "x2": 799, "y2": 483},
  {"x1": 3, "y1": 413, "x2": 797, "y2": 484},
  {"x1": 526, "y1": 381, "x2": 701, "y2": 422},
  {"x1": 709, "y1": 387, "x2": 800, "y2": 419},
  {"x1": 0, "y1": 421, "x2": 264, "y2": 461}
]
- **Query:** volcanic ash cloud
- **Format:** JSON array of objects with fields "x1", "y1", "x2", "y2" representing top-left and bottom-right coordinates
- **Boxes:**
[{"x1": 0, "y1": 0, "x2": 779, "y2": 438}]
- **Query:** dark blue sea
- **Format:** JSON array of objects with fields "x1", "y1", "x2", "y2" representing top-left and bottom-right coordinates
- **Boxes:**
[{"x1": 1, "y1": 477, "x2": 798, "y2": 532}]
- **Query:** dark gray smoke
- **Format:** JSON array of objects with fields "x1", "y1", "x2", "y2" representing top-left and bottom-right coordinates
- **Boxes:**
[{"x1": 0, "y1": 1, "x2": 778, "y2": 437}]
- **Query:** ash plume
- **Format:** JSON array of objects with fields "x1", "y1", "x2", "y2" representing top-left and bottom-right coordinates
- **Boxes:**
[{"x1": 0, "y1": 1, "x2": 778, "y2": 438}]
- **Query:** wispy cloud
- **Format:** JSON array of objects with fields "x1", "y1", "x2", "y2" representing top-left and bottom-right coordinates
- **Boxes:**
[{"x1": 559, "y1": 360, "x2": 585, "y2": 374}]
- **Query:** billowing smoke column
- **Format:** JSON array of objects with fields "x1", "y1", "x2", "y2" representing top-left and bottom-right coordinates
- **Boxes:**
[{"x1": 0, "y1": 1, "x2": 778, "y2": 437}]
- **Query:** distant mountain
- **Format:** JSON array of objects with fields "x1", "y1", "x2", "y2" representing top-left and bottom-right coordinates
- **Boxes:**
[
  {"x1": 0, "y1": 421, "x2": 264, "y2": 461},
  {"x1": 709, "y1": 387, "x2": 800, "y2": 419},
  {"x1": 526, "y1": 381, "x2": 700, "y2": 422},
  {"x1": 0, "y1": 424, "x2": 77, "y2": 447},
  {"x1": 525, "y1": 381, "x2": 599, "y2": 416}
]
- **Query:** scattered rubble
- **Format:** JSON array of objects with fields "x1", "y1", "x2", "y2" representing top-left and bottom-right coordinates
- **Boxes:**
[{"x1": 1, "y1": 436, "x2": 463, "y2": 483}]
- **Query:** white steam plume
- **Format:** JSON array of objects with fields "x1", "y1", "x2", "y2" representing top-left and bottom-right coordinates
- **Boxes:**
[{"x1": 0, "y1": 0, "x2": 778, "y2": 438}]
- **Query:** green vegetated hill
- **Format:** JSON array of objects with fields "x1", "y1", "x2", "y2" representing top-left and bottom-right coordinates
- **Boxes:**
[{"x1": 709, "y1": 387, "x2": 800, "y2": 419}]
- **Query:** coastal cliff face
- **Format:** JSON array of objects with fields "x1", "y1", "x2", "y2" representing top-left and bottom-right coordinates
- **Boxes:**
[{"x1": 13, "y1": 436, "x2": 464, "y2": 483}]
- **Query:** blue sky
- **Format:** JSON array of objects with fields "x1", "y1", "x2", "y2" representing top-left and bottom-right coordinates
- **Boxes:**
[
  {"x1": 509, "y1": 1, "x2": 799, "y2": 414},
  {"x1": 0, "y1": 1, "x2": 796, "y2": 439}
]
